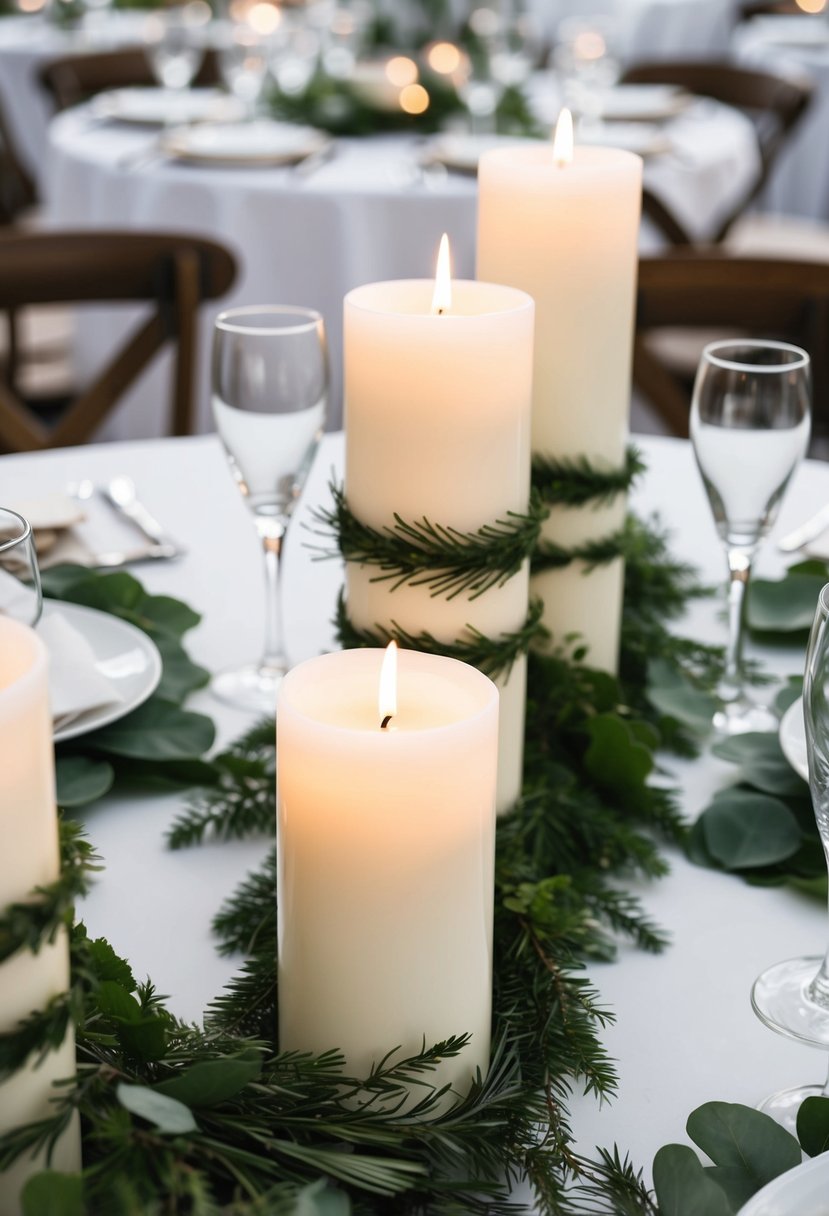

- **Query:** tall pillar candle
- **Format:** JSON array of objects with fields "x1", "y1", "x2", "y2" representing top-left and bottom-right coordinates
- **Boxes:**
[
  {"x1": 344, "y1": 275, "x2": 534, "y2": 812},
  {"x1": 477, "y1": 136, "x2": 642, "y2": 672},
  {"x1": 0, "y1": 618, "x2": 80, "y2": 1214},
  {"x1": 277, "y1": 646, "x2": 498, "y2": 1095}
]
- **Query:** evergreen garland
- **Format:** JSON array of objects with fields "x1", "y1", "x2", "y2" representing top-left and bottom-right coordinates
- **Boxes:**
[
  {"x1": 532, "y1": 448, "x2": 645, "y2": 508},
  {"x1": 0, "y1": 505, "x2": 721, "y2": 1213}
]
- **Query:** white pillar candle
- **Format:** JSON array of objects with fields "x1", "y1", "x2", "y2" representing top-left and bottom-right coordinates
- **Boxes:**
[
  {"x1": 344, "y1": 273, "x2": 534, "y2": 811},
  {"x1": 277, "y1": 646, "x2": 498, "y2": 1097},
  {"x1": 477, "y1": 134, "x2": 642, "y2": 673},
  {"x1": 0, "y1": 618, "x2": 80, "y2": 1214}
]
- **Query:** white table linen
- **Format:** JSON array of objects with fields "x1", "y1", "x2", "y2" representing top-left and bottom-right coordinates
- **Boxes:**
[
  {"x1": 0, "y1": 430, "x2": 826, "y2": 1184},
  {"x1": 541, "y1": 0, "x2": 739, "y2": 63},
  {"x1": 46, "y1": 101, "x2": 761, "y2": 437}
]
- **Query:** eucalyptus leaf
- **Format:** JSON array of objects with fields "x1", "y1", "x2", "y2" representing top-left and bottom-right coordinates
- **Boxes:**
[
  {"x1": 685, "y1": 818, "x2": 719, "y2": 869},
  {"x1": 775, "y1": 676, "x2": 803, "y2": 716},
  {"x1": 747, "y1": 572, "x2": 826, "y2": 634},
  {"x1": 55, "y1": 756, "x2": 114, "y2": 808},
  {"x1": 60, "y1": 570, "x2": 145, "y2": 617},
  {"x1": 711, "y1": 733, "x2": 807, "y2": 797},
  {"x1": 117, "y1": 1083, "x2": 198, "y2": 1134},
  {"x1": 797, "y1": 1095, "x2": 829, "y2": 1157},
  {"x1": 21, "y1": 1171, "x2": 84, "y2": 1216},
  {"x1": 40, "y1": 564, "x2": 96, "y2": 598},
  {"x1": 153, "y1": 635, "x2": 210, "y2": 702},
  {"x1": 156, "y1": 1054, "x2": 263, "y2": 1107},
  {"x1": 701, "y1": 790, "x2": 802, "y2": 870},
  {"x1": 89, "y1": 699, "x2": 215, "y2": 761},
  {"x1": 584, "y1": 714, "x2": 653, "y2": 802},
  {"x1": 652, "y1": 1144, "x2": 733, "y2": 1216},
  {"x1": 687, "y1": 1101, "x2": 801, "y2": 1185},
  {"x1": 118, "y1": 1017, "x2": 169, "y2": 1063},
  {"x1": 646, "y1": 658, "x2": 718, "y2": 736},
  {"x1": 704, "y1": 1165, "x2": 758, "y2": 1210},
  {"x1": 96, "y1": 980, "x2": 141, "y2": 1023},
  {"x1": 140, "y1": 594, "x2": 201, "y2": 639}
]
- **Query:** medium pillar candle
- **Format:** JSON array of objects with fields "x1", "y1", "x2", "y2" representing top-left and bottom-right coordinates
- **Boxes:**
[
  {"x1": 0, "y1": 618, "x2": 80, "y2": 1214},
  {"x1": 344, "y1": 277, "x2": 534, "y2": 811},
  {"x1": 277, "y1": 647, "x2": 498, "y2": 1096},
  {"x1": 477, "y1": 140, "x2": 642, "y2": 673}
]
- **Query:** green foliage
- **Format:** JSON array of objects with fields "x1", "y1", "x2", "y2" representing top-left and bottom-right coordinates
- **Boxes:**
[
  {"x1": 314, "y1": 484, "x2": 545, "y2": 600},
  {"x1": 747, "y1": 560, "x2": 829, "y2": 636},
  {"x1": 55, "y1": 756, "x2": 115, "y2": 808},
  {"x1": 532, "y1": 447, "x2": 645, "y2": 507},
  {"x1": 21, "y1": 1172, "x2": 84, "y2": 1216},
  {"x1": 797, "y1": 1095, "x2": 829, "y2": 1156},
  {"x1": 653, "y1": 1102, "x2": 802, "y2": 1214}
]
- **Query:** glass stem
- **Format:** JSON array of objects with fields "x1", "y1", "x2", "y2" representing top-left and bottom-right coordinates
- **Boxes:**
[
  {"x1": 807, "y1": 871, "x2": 829, "y2": 1010},
  {"x1": 257, "y1": 521, "x2": 287, "y2": 675},
  {"x1": 719, "y1": 547, "x2": 753, "y2": 706}
]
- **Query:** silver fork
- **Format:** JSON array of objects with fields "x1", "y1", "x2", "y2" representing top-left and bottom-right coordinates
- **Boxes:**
[{"x1": 101, "y1": 476, "x2": 184, "y2": 558}]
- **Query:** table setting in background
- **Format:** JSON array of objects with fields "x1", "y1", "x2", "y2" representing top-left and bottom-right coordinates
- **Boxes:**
[{"x1": 5, "y1": 4, "x2": 829, "y2": 1216}]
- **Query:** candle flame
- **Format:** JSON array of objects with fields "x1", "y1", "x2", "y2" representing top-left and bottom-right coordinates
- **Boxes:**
[
  {"x1": 379, "y1": 640, "x2": 398, "y2": 728},
  {"x1": 552, "y1": 108, "x2": 574, "y2": 168},
  {"x1": 431, "y1": 233, "x2": 452, "y2": 316}
]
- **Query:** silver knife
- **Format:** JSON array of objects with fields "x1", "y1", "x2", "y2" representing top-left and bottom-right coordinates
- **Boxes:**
[
  {"x1": 778, "y1": 504, "x2": 829, "y2": 553},
  {"x1": 89, "y1": 544, "x2": 181, "y2": 567}
]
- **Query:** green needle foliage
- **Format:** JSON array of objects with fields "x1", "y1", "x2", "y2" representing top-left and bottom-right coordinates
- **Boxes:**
[{"x1": 532, "y1": 447, "x2": 646, "y2": 508}]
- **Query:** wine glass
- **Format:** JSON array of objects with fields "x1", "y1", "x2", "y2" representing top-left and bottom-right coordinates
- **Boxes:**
[
  {"x1": 144, "y1": 2, "x2": 208, "y2": 93},
  {"x1": 0, "y1": 508, "x2": 42, "y2": 628},
  {"x1": 690, "y1": 340, "x2": 811, "y2": 735},
  {"x1": 752, "y1": 581, "x2": 829, "y2": 1129},
  {"x1": 216, "y1": 24, "x2": 268, "y2": 119},
  {"x1": 211, "y1": 306, "x2": 328, "y2": 714}
]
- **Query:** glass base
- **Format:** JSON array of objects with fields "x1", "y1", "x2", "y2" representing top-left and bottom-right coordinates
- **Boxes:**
[
  {"x1": 211, "y1": 662, "x2": 285, "y2": 715},
  {"x1": 757, "y1": 1080, "x2": 828, "y2": 1133},
  {"x1": 713, "y1": 698, "x2": 778, "y2": 736},
  {"x1": 752, "y1": 956, "x2": 829, "y2": 1047}
]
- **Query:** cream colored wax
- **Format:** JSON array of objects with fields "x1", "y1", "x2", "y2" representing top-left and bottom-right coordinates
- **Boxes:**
[
  {"x1": 0, "y1": 619, "x2": 80, "y2": 1214},
  {"x1": 277, "y1": 647, "x2": 498, "y2": 1097},
  {"x1": 344, "y1": 279, "x2": 534, "y2": 811},
  {"x1": 477, "y1": 143, "x2": 642, "y2": 673}
]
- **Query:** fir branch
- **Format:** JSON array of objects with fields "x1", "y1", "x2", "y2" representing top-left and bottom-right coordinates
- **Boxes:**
[
  {"x1": 532, "y1": 447, "x2": 645, "y2": 507},
  {"x1": 167, "y1": 719, "x2": 275, "y2": 849},
  {"x1": 0, "y1": 993, "x2": 73, "y2": 1081},
  {"x1": 311, "y1": 484, "x2": 545, "y2": 600},
  {"x1": 212, "y1": 848, "x2": 277, "y2": 957},
  {"x1": 532, "y1": 528, "x2": 630, "y2": 574},
  {"x1": 334, "y1": 594, "x2": 545, "y2": 680},
  {"x1": 0, "y1": 819, "x2": 100, "y2": 963}
]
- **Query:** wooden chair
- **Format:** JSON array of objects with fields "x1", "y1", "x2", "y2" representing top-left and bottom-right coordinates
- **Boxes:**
[
  {"x1": 634, "y1": 255, "x2": 829, "y2": 442},
  {"x1": 621, "y1": 61, "x2": 814, "y2": 244},
  {"x1": 39, "y1": 46, "x2": 220, "y2": 111},
  {"x1": 0, "y1": 231, "x2": 236, "y2": 451}
]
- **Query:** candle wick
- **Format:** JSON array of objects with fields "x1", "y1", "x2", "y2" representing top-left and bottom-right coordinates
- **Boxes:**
[
  {"x1": 437, "y1": 307, "x2": 444, "y2": 316},
  {"x1": 381, "y1": 714, "x2": 393, "y2": 730}
]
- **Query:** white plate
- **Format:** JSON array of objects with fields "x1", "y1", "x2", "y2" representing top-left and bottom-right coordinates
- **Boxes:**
[
  {"x1": 779, "y1": 695, "x2": 807, "y2": 783},
  {"x1": 90, "y1": 87, "x2": 244, "y2": 127},
  {"x1": 577, "y1": 122, "x2": 672, "y2": 158},
  {"x1": 420, "y1": 133, "x2": 537, "y2": 175},
  {"x1": 595, "y1": 84, "x2": 692, "y2": 122},
  {"x1": 161, "y1": 120, "x2": 329, "y2": 166},
  {"x1": 45, "y1": 600, "x2": 162, "y2": 744},
  {"x1": 738, "y1": 1150, "x2": 829, "y2": 1214}
]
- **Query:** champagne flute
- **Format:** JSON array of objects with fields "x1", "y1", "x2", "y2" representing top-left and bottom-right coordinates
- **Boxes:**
[
  {"x1": 211, "y1": 305, "x2": 328, "y2": 714},
  {"x1": 0, "y1": 508, "x2": 42, "y2": 628},
  {"x1": 690, "y1": 340, "x2": 811, "y2": 735},
  {"x1": 752, "y1": 582, "x2": 829, "y2": 1129}
]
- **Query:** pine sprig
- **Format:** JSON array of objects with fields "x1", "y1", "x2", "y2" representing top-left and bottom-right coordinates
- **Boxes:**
[
  {"x1": 334, "y1": 594, "x2": 545, "y2": 680},
  {"x1": 212, "y1": 847, "x2": 277, "y2": 957},
  {"x1": 311, "y1": 484, "x2": 545, "y2": 600},
  {"x1": 532, "y1": 527, "x2": 630, "y2": 573},
  {"x1": 532, "y1": 447, "x2": 645, "y2": 507},
  {"x1": 0, "y1": 819, "x2": 100, "y2": 963},
  {"x1": 167, "y1": 719, "x2": 275, "y2": 849}
]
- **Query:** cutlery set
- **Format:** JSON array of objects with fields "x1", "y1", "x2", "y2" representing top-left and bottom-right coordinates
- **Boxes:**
[{"x1": 69, "y1": 476, "x2": 184, "y2": 568}]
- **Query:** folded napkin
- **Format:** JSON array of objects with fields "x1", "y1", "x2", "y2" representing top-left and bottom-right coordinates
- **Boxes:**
[
  {"x1": 39, "y1": 611, "x2": 125, "y2": 733},
  {"x1": 7, "y1": 492, "x2": 93, "y2": 570}
]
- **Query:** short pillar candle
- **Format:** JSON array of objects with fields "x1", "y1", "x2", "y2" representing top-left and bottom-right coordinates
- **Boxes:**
[
  {"x1": 276, "y1": 646, "x2": 499, "y2": 1096},
  {"x1": 0, "y1": 618, "x2": 80, "y2": 1214}
]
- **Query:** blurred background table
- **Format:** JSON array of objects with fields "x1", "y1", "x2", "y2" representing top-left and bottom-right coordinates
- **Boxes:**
[{"x1": 45, "y1": 95, "x2": 761, "y2": 435}]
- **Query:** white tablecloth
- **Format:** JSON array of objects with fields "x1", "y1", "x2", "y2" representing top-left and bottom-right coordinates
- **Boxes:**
[
  {"x1": 46, "y1": 100, "x2": 761, "y2": 436},
  {"x1": 536, "y1": 0, "x2": 739, "y2": 63},
  {"x1": 734, "y1": 16, "x2": 829, "y2": 222},
  {"x1": 0, "y1": 430, "x2": 826, "y2": 1183},
  {"x1": 0, "y1": 11, "x2": 149, "y2": 184}
]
